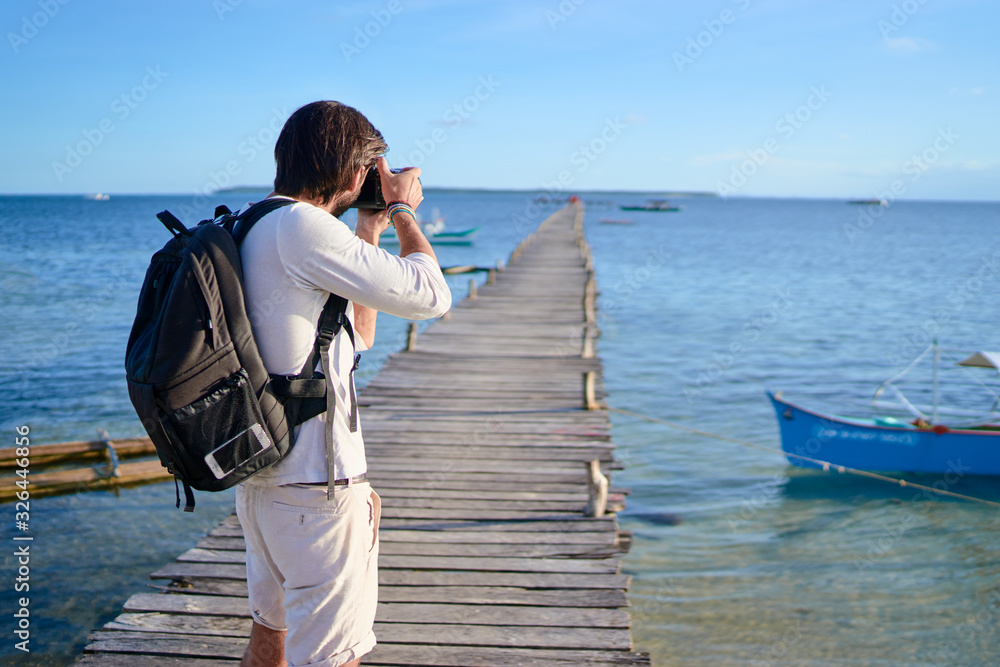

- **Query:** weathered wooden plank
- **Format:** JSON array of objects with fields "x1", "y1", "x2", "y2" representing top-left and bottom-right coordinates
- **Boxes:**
[
  {"x1": 75, "y1": 656, "x2": 237, "y2": 666},
  {"x1": 196, "y1": 536, "x2": 621, "y2": 558},
  {"x1": 364, "y1": 445, "x2": 615, "y2": 461},
  {"x1": 151, "y1": 562, "x2": 629, "y2": 589},
  {"x1": 159, "y1": 579, "x2": 630, "y2": 607},
  {"x1": 94, "y1": 618, "x2": 632, "y2": 651},
  {"x1": 378, "y1": 570, "x2": 631, "y2": 590},
  {"x1": 104, "y1": 612, "x2": 251, "y2": 636},
  {"x1": 208, "y1": 520, "x2": 618, "y2": 540},
  {"x1": 0, "y1": 459, "x2": 171, "y2": 503},
  {"x1": 176, "y1": 548, "x2": 620, "y2": 574},
  {"x1": 122, "y1": 594, "x2": 630, "y2": 628},
  {"x1": 83, "y1": 632, "x2": 245, "y2": 660},
  {"x1": 381, "y1": 622, "x2": 633, "y2": 650},
  {"x1": 83, "y1": 632, "x2": 647, "y2": 666}
]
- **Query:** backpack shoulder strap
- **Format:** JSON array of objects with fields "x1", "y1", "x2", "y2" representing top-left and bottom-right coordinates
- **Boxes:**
[{"x1": 231, "y1": 198, "x2": 295, "y2": 244}]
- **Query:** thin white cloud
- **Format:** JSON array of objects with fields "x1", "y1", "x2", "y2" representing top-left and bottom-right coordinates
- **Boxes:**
[{"x1": 883, "y1": 36, "x2": 936, "y2": 54}]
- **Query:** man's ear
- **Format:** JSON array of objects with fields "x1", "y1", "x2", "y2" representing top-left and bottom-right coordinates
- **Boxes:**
[{"x1": 350, "y1": 167, "x2": 367, "y2": 192}]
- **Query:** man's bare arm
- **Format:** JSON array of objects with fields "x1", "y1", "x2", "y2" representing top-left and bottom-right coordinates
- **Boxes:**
[
  {"x1": 352, "y1": 208, "x2": 385, "y2": 349},
  {"x1": 351, "y1": 159, "x2": 438, "y2": 347},
  {"x1": 377, "y1": 157, "x2": 437, "y2": 262}
]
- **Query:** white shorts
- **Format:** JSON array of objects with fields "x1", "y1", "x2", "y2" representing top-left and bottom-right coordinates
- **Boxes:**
[{"x1": 235, "y1": 480, "x2": 381, "y2": 667}]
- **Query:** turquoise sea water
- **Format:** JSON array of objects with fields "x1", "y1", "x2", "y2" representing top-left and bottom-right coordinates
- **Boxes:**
[{"x1": 1, "y1": 192, "x2": 998, "y2": 665}]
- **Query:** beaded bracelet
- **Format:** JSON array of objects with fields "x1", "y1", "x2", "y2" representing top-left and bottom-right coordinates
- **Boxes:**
[{"x1": 386, "y1": 200, "x2": 414, "y2": 227}]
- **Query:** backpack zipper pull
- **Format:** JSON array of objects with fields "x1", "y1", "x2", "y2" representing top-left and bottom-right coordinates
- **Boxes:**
[{"x1": 205, "y1": 315, "x2": 214, "y2": 347}]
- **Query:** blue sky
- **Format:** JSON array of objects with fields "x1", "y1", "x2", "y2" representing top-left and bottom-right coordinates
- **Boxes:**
[{"x1": 2, "y1": 0, "x2": 997, "y2": 200}]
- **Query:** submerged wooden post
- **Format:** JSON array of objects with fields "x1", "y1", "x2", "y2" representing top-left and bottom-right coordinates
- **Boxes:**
[
  {"x1": 584, "y1": 459, "x2": 609, "y2": 518},
  {"x1": 98, "y1": 429, "x2": 121, "y2": 479},
  {"x1": 406, "y1": 322, "x2": 418, "y2": 351}
]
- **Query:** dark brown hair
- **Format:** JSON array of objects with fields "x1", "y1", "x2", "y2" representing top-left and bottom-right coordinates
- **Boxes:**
[{"x1": 273, "y1": 101, "x2": 386, "y2": 204}]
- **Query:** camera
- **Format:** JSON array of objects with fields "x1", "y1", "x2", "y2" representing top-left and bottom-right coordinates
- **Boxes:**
[{"x1": 351, "y1": 165, "x2": 405, "y2": 210}]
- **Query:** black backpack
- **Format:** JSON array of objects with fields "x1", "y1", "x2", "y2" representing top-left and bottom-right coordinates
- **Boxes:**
[{"x1": 125, "y1": 198, "x2": 355, "y2": 511}]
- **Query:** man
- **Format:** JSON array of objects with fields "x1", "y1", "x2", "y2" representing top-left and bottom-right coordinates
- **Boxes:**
[{"x1": 234, "y1": 101, "x2": 452, "y2": 666}]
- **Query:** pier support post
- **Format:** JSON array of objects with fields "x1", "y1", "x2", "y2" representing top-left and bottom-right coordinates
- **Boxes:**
[
  {"x1": 584, "y1": 370, "x2": 599, "y2": 410},
  {"x1": 584, "y1": 459, "x2": 609, "y2": 518},
  {"x1": 469, "y1": 279, "x2": 478, "y2": 300},
  {"x1": 582, "y1": 326, "x2": 595, "y2": 359},
  {"x1": 584, "y1": 273, "x2": 596, "y2": 325},
  {"x1": 406, "y1": 322, "x2": 418, "y2": 351}
]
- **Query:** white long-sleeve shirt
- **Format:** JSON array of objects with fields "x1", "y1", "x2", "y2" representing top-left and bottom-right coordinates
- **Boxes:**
[{"x1": 238, "y1": 197, "x2": 452, "y2": 485}]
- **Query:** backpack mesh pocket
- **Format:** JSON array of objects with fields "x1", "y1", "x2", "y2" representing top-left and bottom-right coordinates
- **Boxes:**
[{"x1": 169, "y1": 368, "x2": 276, "y2": 486}]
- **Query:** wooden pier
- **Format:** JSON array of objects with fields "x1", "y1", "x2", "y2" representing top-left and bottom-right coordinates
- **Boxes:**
[{"x1": 77, "y1": 203, "x2": 651, "y2": 666}]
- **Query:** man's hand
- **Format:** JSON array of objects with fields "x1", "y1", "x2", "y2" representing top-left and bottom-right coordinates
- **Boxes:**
[
  {"x1": 378, "y1": 156, "x2": 423, "y2": 209},
  {"x1": 356, "y1": 207, "x2": 389, "y2": 245}
]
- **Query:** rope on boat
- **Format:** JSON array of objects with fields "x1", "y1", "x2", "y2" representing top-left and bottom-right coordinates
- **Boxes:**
[{"x1": 607, "y1": 406, "x2": 1000, "y2": 509}]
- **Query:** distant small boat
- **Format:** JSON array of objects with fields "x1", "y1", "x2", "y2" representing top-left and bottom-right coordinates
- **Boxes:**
[
  {"x1": 382, "y1": 226, "x2": 479, "y2": 247},
  {"x1": 620, "y1": 200, "x2": 681, "y2": 212},
  {"x1": 84, "y1": 193, "x2": 110, "y2": 201},
  {"x1": 600, "y1": 218, "x2": 633, "y2": 225},
  {"x1": 847, "y1": 199, "x2": 888, "y2": 206},
  {"x1": 769, "y1": 343, "x2": 1000, "y2": 476}
]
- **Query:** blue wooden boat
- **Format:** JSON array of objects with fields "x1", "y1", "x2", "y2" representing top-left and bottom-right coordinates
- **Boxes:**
[{"x1": 768, "y1": 346, "x2": 1000, "y2": 476}]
